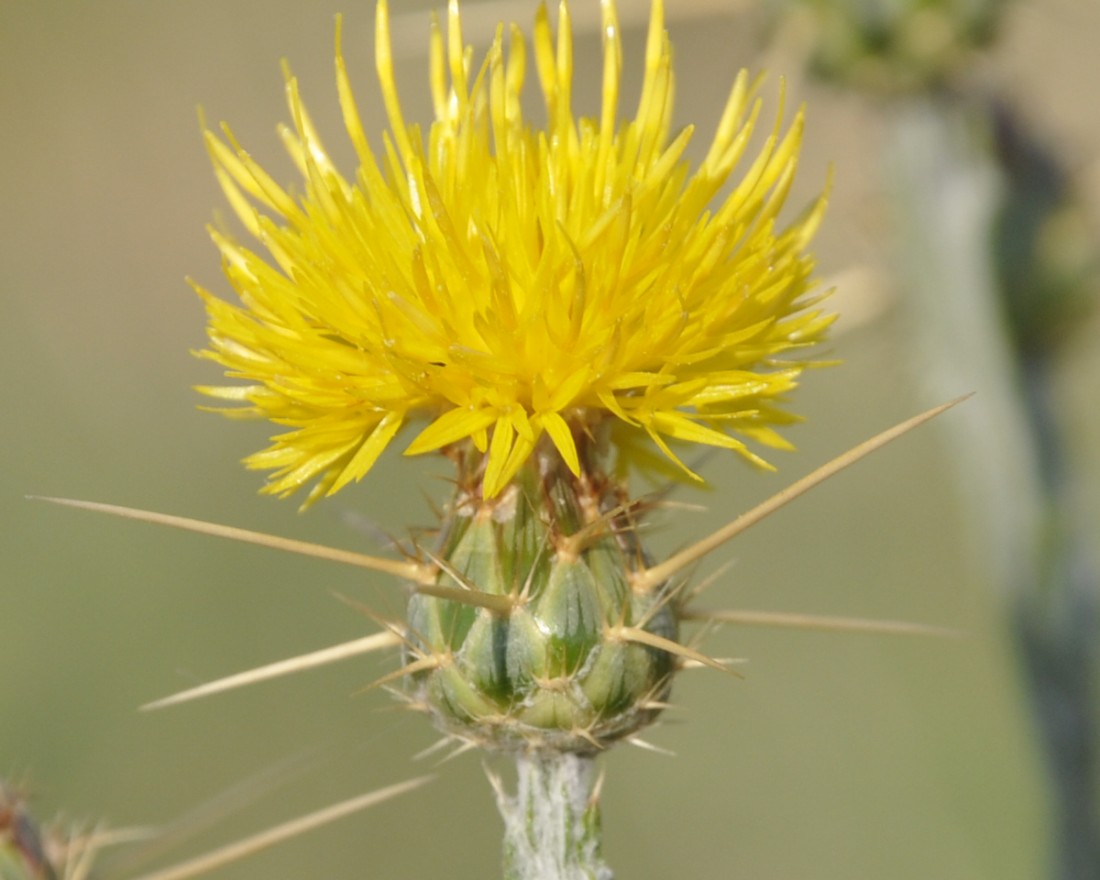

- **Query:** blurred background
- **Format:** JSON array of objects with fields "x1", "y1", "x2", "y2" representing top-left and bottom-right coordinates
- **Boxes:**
[{"x1": 4, "y1": 0, "x2": 1099, "y2": 877}]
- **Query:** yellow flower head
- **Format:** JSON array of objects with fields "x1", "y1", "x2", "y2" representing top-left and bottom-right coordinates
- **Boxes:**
[{"x1": 196, "y1": 0, "x2": 833, "y2": 504}]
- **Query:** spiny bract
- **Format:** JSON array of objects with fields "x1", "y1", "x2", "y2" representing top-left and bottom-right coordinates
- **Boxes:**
[{"x1": 405, "y1": 436, "x2": 678, "y2": 752}]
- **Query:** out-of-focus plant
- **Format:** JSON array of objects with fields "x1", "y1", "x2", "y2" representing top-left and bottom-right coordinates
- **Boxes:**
[{"x1": 766, "y1": 0, "x2": 1100, "y2": 877}]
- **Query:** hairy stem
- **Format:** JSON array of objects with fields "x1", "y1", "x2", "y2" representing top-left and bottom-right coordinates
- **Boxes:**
[{"x1": 495, "y1": 752, "x2": 612, "y2": 880}]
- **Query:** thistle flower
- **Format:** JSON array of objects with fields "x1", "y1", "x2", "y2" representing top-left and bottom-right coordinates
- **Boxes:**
[
  {"x1": 168, "y1": 2, "x2": 919, "y2": 876},
  {"x1": 196, "y1": 0, "x2": 833, "y2": 505}
]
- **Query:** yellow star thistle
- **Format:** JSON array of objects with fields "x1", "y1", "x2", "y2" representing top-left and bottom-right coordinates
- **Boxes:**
[{"x1": 195, "y1": 0, "x2": 833, "y2": 504}]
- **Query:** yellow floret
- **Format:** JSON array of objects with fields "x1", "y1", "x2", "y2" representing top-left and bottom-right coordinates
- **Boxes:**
[{"x1": 196, "y1": 0, "x2": 833, "y2": 504}]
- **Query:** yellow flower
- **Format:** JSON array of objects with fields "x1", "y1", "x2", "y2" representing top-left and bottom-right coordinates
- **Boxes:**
[{"x1": 196, "y1": 0, "x2": 833, "y2": 504}]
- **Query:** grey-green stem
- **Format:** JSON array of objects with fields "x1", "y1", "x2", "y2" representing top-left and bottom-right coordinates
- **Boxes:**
[
  {"x1": 495, "y1": 752, "x2": 612, "y2": 880},
  {"x1": 888, "y1": 94, "x2": 1100, "y2": 880}
]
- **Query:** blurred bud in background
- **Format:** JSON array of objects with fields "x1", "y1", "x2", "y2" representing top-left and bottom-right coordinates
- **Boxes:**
[{"x1": 767, "y1": 0, "x2": 1009, "y2": 92}]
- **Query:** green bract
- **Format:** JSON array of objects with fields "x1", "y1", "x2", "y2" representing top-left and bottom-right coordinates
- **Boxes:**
[{"x1": 406, "y1": 442, "x2": 678, "y2": 752}]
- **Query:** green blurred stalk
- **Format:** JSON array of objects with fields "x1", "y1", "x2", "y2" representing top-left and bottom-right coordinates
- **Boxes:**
[{"x1": 887, "y1": 93, "x2": 1100, "y2": 880}]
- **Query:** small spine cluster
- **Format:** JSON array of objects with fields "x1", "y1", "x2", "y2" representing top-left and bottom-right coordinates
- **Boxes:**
[{"x1": 0, "y1": 783, "x2": 87, "y2": 880}]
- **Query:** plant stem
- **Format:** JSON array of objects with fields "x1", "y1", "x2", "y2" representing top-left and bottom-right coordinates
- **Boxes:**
[
  {"x1": 495, "y1": 751, "x2": 612, "y2": 880},
  {"x1": 887, "y1": 94, "x2": 1100, "y2": 880}
]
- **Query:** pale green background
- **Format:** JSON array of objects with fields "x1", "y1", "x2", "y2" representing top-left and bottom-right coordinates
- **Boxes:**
[{"x1": 4, "y1": 1, "x2": 1099, "y2": 877}]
